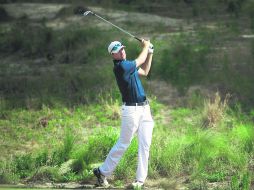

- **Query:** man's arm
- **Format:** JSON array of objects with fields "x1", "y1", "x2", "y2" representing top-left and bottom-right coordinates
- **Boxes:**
[
  {"x1": 135, "y1": 39, "x2": 150, "y2": 67},
  {"x1": 138, "y1": 53, "x2": 153, "y2": 76}
]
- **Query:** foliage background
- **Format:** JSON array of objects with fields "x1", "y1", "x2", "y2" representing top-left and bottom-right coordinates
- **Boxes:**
[{"x1": 0, "y1": 0, "x2": 254, "y2": 189}]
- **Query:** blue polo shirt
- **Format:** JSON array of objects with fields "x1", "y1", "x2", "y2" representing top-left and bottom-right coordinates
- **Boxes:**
[{"x1": 113, "y1": 59, "x2": 146, "y2": 103}]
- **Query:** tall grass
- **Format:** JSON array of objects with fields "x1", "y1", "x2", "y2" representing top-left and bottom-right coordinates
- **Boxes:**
[
  {"x1": 0, "y1": 95, "x2": 253, "y2": 188},
  {"x1": 202, "y1": 92, "x2": 230, "y2": 128},
  {"x1": 1, "y1": 2, "x2": 254, "y2": 188},
  {"x1": 149, "y1": 94, "x2": 254, "y2": 188}
]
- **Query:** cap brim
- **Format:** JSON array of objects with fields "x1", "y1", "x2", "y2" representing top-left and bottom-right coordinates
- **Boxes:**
[{"x1": 111, "y1": 45, "x2": 125, "y2": 54}]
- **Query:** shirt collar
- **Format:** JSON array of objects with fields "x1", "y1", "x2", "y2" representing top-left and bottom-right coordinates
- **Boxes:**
[{"x1": 113, "y1": 59, "x2": 125, "y2": 65}]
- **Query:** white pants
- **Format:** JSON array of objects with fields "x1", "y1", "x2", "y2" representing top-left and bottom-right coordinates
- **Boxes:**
[{"x1": 99, "y1": 104, "x2": 154, "y2": 182}]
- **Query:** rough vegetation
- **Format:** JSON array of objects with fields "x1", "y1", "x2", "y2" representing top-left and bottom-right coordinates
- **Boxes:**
[{"x1": 0, "y1": 1, "x2": 254, "y2": 189}]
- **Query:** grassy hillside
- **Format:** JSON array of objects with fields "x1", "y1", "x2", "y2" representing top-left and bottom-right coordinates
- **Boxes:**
[
  {"x1": 0, "y1": 94, "x2": 253, "y2": 189},
  {"x1": 0, "y1": 1, "x2": 254, "y2": 189},
  {"x1": 1, "y1": 2, "x2": 254, "y2": 109}
]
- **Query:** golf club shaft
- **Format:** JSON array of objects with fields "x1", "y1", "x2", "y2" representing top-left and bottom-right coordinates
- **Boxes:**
[{"x1": 89, "y1": 12, "x2": 142, "y2": 42}]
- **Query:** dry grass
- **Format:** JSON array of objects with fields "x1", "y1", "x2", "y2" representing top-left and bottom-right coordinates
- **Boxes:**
[{"x1": 202, "y1": 92, "x2": 230, "y2": 128}]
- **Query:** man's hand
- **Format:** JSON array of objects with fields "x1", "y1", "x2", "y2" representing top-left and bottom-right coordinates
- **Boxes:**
[
  {"x1": 138, "y1": 42, "x2": 153, "y2": 76},
  {"x1": 142, "y1": 39, "x2": 150, "y2": 49},
  {"x1": 148, "y1": 43, "x2": 154, "y2": 54}
]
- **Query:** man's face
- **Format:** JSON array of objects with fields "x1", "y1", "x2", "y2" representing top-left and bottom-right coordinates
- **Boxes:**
[{"x1": 112, "y1": 48, "x2": 126, "y2": 60}]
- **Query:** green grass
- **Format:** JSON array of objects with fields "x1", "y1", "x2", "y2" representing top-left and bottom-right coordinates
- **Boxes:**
[
  {"x1": 1, "y1": 7, "x2": 254, "y2": 110},
  {"x1": 1, "y1": 2, "x2": 254, "y2": 189},
  {"x1": 1, "y1": 5, "x2": 254, "y2": 109},
  {"x1": 0, "y1": 94, "x2": 253, "y2": 188}
]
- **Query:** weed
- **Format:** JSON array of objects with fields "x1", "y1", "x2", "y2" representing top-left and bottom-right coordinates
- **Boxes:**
[
  {"x1": 0, "y1": 160, "x2": 19, "y2": 184},
  {"x1": 0, "y1": 97, "x2": 253, "y2": 187},
  {"x1": 231, "y1": 123, "x2": 254, "y2": 153},
  {"x1": 202, "y1": 92, "x2": 230, "y2": 128},
  {"x1": 230, "y1": 172, "x2": 251, "y2": 190},
  {"x1": 47, "y1": 127, "x2": 76, "y2": 166},
  {"x1": 28, "y1": 166, "x2": 62, "y2": 183}
]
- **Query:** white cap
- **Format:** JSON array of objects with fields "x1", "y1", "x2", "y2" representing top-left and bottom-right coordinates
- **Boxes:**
[{"x1": 108, "y1": 41, "x2": 125, "y2": 54}]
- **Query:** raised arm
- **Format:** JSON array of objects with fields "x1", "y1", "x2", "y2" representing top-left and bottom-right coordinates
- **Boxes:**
[
  {"x1": 138, "y1": 53, "x2": 153, "y2": 76},
  {"x1": 135, "y1": 39, "x2": 150, "y2": 67}
]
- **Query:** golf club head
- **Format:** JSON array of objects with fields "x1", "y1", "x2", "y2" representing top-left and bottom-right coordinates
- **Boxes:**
[{"x1": 84, "y1": 11, "x2": 93, "y2": 16}]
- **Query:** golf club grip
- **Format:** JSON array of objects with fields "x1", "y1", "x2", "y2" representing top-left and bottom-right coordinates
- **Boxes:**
[{"x1": 135, "y1": 37, "x2": 142, "y2": 42}]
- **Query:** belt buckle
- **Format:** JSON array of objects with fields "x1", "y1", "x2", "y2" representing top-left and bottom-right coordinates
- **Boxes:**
[{"x1": 123, "y1": 100, "x2": 148, "y2": 106}]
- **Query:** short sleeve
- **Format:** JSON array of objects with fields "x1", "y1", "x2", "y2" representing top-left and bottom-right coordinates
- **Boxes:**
[{"x1": 121, "y1": 60, "x2": 136, "y2": 74}]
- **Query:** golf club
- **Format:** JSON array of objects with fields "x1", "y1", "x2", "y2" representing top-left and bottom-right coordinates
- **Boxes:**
[{"x1": 80, "y1": 9, "x2": 142, "y2": 42}]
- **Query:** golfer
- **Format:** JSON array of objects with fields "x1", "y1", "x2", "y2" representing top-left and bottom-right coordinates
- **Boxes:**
[{"x1": 93, "y1": 39, "x2": 154, "y2": 188}]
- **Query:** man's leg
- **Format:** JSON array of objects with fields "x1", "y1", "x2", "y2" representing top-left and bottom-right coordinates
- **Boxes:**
[
  {"x1": 136, "y1": 105, "x2": 154, "y2": 183},
  {"x1": 99, "y1": 106, "x2": 140, "y2": 177}
]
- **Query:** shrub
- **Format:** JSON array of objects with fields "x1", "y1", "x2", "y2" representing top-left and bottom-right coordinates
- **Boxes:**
[
  {"x1": 156, "y1": 32, "x2": 212, "y2": 93},
  {"x1": 226, "y1": 0, "x2": 246, "y2": 17},
  {"x1": 243, "y1": 0, "x2": 254, "y2": 30},
  {"x1": 0, "y1": 20, "x2": 52, "y2": 56},
  {"x1": 0, "y1": 7, "x2": 10, "y2": 22}
]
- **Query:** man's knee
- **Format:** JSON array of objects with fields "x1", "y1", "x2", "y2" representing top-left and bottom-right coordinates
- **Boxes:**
[{"x1": 117, "y1": 139, "x2": 132, "y2": 150}]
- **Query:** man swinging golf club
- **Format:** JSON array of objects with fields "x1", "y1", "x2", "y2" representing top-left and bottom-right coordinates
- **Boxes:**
[{"x1": 93, "y1": 39, "x2": 154, "y2": 189}]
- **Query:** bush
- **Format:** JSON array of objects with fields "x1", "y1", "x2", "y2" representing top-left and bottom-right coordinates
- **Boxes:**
[
  {"x1": 0, "y1": 7, "x2": 11, "y2": 22},
  {"x1": 0, "y1": 20, "x2": 52, "y2": 56},
  {"x1": 226, "y1": 0, "x2": 246, "y2": 17},
  {"x1": 0, "y1": 20, "x2": 107, "y2": 61},
  {"x1": 243, "y1": 1, "x2": 254, "y2": 30},
  {"x1": 156, "y1": 31, "x2": 212, "y2": 93}
]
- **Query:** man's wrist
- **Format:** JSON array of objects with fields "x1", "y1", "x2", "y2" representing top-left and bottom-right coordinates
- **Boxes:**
[{"x1": 148, "y1": 49, "x2": 154, "y2": 54}]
